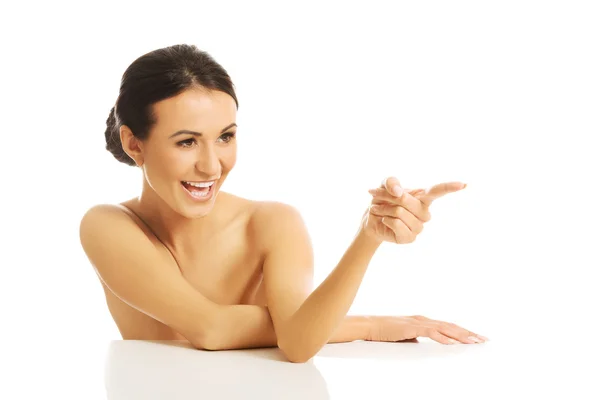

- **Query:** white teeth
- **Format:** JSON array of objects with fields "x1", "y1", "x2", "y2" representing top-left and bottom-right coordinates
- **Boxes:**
[
  {"x1": 184, "y1": 181, "x2": 214, "y2": 188},
  {"x1": 189, "y1": 189, "x2": 210, "y2": 198}
]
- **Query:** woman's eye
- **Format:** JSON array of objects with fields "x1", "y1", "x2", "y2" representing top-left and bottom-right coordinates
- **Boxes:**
[
  {"x1": 220, "y1": 132, "x2": 236, "y2": 143},
  {"x1": 178, "y1": 138, "x2": 196, "y2": 148}
]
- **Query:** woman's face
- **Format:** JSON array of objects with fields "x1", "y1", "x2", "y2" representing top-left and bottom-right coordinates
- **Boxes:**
[{"x1": 137, "y1": 88, "x2": 238, "y2": 217}]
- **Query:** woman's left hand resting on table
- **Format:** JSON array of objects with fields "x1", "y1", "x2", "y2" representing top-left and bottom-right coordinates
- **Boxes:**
[
  {"x1": 363, "y1": 179, "x2": 488, "y2": 345},
  {"x1": 366, "y1": 315, "x2": 488, "y2": 345}
]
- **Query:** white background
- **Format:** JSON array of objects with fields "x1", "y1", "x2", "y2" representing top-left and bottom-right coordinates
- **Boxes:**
[{"x1": 1, "y1": 0, "x2": 599, "y2": 398}]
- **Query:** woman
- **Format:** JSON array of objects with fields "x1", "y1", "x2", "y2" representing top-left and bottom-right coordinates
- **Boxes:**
[{"x1": 80, "y1": 44, "x2": 488, "y2": 363}]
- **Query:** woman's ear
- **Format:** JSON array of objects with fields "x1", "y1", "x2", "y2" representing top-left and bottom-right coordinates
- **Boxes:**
[{"x1": 120, "y1": 125, "x2": 144, "y2": 167}]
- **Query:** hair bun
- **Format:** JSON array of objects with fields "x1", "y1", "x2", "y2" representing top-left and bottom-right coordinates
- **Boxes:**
[{"x1": 104, "y1": 106, "x2": 136, "y2": 166}]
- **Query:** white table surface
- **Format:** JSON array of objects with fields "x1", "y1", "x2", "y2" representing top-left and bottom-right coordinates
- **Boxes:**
[{"x1": 102, "y1": 338, "x2": 597, "y2": 399}]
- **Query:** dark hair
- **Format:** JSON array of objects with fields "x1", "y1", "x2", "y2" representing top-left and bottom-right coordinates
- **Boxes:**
[{"x1": 104, "y1": 44, "x2": 239, "y2": 166}]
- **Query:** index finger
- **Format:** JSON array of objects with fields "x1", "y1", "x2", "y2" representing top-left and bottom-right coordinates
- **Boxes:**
[{"x1": 419, "y1": 182, "x2": 467, "y2": 206}]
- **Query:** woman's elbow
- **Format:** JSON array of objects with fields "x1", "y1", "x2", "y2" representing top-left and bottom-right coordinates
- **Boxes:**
[
  {"x1": 187, "y1": 311, "x2": 224, "y2": 350},
  {"x1": 286, "y1": 353, "x2": 313, "y2": 363},
  {"x1": 278, "y1": 337, "x2": 318, "y2": 363},
  {"x1": 188, "y1": 334, "x2": 210, "y2": 350},
  {"x1": 186, "y1": 324, "x2": 220, "y2": 351},
  {"x1": 190, "y1": 330, "x2": 226, "y2": 351},
  {"x1": 281, "y1": 348, "x2": 313, "y2": 363}
]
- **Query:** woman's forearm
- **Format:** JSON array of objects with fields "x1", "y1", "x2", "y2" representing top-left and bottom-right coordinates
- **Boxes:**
[
  {"x1": 201, "y1": 304, "x2": 278, "y2": 350},
  {"x1": 276, "y1": 230, "x2": 381, "y2": 361},
  {"x1": 204, "y1": 305, "x2": 372, "y2": 351}
]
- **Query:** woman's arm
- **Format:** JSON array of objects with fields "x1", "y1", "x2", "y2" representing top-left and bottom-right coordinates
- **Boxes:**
[
  {"x1": 207, "y1": 202, "x2": 381, "y2": 362},
  {"x1": 266, "y1": 212, "x2": 380, "y2": 362},
  {"x1": 208, "y1": 305, "x2": 373, "y2": 350},
  {"x1": 81, "y1": 204, "x2": 374, "y2": 353}
]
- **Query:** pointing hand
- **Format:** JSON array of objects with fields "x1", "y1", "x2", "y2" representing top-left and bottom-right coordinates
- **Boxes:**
[{"x1": 360, "y1": 177, "x2": 467, "y2": 244}]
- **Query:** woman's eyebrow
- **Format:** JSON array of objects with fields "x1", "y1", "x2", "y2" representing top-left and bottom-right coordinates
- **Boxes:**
[{"x1": 169, "y1": 123, "x2": 237, "y2": 139}]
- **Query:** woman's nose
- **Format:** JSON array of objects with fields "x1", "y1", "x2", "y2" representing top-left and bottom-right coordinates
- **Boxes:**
[{"x1": 195, "y1": 146, "x2": 220, "y2": 174}]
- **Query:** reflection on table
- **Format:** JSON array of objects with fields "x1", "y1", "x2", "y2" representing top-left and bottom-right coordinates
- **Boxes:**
[{"x1": 105, "y1": 340, "x2": 329, "y2": 400}]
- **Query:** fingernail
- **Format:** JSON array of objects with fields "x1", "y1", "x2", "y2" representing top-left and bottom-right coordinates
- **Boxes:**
[
  {"x1": 468, "y1": 336, "x2": 482, "y2": 343},
  {"x1": 368, "y1": 189, "x2": 377, "y2": 195},
  {"x1": 448, "y1": 339, "x2": 460, "y2": 345},
  {"x1": 393, "y1": 186, "x2": 403, "y2": 196}
]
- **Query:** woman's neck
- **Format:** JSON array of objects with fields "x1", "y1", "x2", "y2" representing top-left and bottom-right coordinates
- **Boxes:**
[{"x1": 125, "y1": 187, "x2": 233, "y2": 253}]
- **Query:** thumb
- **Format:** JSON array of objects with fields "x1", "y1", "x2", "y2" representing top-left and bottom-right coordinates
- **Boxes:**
[{"x1": 380, "y1": 176, "x2": 404, "y2": 197}]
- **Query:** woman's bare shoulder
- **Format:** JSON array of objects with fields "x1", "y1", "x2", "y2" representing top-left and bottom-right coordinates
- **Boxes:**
[
  {"x1": 79, "y1": 202, "x2": 131, "y2": 219},
  {"x1": 249, "y1": 199, "x2": 306, "y2": 252},
  {"x1": 250, "y1": 199, "x2": 303, "y2": 222},
  {"x1": 79, "y1": 200, "x2": 153, "y2": 241}
]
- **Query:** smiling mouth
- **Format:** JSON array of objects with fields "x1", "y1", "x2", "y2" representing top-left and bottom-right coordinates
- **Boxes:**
[{"x1": 181, "y1": 181, "x2": 216, "y2": 199}]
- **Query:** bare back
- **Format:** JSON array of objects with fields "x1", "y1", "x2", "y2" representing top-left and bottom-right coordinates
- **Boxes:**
[{"x1": 99, "y1": 193, "x2": 268, "y2": 342}]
